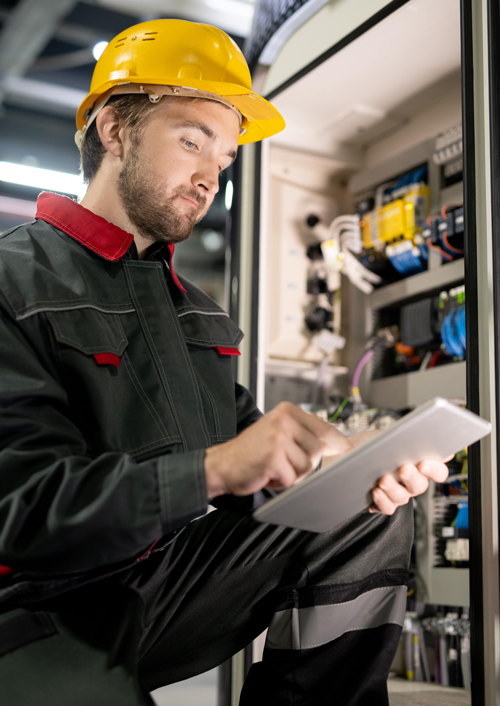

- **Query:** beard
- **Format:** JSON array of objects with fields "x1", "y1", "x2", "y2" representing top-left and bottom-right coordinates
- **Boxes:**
[{"x1": 117, "y1": 142, "x2": 208, "y2": 245}]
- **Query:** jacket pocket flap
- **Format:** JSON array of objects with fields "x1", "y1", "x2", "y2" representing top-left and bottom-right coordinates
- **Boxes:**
[
  {"x1": 177, "y1": 309, "x2": 243, "y2": 348},
  {"x1": 46, "y1": 309, "x2": 128, "y2": 356}
]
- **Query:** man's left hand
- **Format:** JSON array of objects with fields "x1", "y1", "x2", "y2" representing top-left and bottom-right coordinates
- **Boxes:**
[
  {"x1": 369, "y1": 458, "x2": 450, "y2": 515},
  {"x1": 321, "y1": 429, "x2": 451, "y2": 516}
]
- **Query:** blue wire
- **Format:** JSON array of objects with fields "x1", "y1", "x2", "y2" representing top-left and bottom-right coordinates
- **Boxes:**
[
  {"x1": 441, "y1": 305, "x2": 466, "y2": 356},
  {"x1": 419, "y1": 243, "x2": 429, "y2": 260}
]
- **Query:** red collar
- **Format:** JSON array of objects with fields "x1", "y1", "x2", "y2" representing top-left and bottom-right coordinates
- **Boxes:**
[{"x1": 35, "y1": 192, "x2": 186, "y2": 291}]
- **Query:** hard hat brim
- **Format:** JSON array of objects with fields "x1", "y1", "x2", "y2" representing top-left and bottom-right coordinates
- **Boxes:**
[{"x1": 76, "y1": 79, "x2": 285, "y2": 145}]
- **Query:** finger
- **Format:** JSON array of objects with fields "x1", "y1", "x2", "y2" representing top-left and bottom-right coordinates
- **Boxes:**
[
  {"x1": 395, "y1": 464, "x2": 429, "y2": 496},
  {"x1": 285, "y1": 440, "x2": 318, "y2": 479},
  {"x1": 377, "y1": 474, "x2": 412, "y2": 506},
  {"x1": 265, "y1": 458, "x2": 300, "y2": 490},
  {"x1": 282, "y1": 415, "x2": 325, "y2": 463},
  {"x1": 285, "y1": 404, "x2": 352, "y2": 455},
  {"x1": 371, "y1": 486, "x2": 397, "y2": 515},
  {"x1": 349, "y1": 430, "x2": 380, "y2": 449},
  {"x1": 416, "y1": 460, "x2": 450, "y2": 483}
]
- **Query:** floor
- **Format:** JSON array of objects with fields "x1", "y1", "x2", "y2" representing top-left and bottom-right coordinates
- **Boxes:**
[
  {"x1": 150, "y1": 672, "x2": 470, "y2": 706},
  {"x1": 388, "y1": 678, "x2": 471, "y2": 706},
  {"x1": 150, "y1": 669, "x2": 217, "y2": 706}
]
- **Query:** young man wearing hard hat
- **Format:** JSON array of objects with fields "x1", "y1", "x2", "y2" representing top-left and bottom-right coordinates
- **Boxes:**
[{"x1": 0, "y1": 20, "x2": 447, "y2": 705}]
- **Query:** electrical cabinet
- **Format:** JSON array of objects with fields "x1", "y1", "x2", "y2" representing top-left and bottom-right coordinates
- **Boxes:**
[
  {"x1": 232, "y1": 0, "x2": 500, "y2": 701},
  {"x1": 231, "y1": 0, "x2": 494, "y2": 699}
]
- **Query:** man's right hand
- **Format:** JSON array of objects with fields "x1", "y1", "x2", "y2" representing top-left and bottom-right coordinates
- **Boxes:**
[{"x1": 204, "y1": 401, "x2": 352, "y2": 499}]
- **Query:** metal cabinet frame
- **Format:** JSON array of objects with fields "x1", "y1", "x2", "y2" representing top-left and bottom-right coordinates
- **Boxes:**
[{"x1": 223, "y1": 1, "x2": 500, "y2": 703}]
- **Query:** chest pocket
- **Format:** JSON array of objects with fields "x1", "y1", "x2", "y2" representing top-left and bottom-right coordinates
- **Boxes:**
[
  {"x1": 46, "y1": 308, "x2": 181, "y2": 457},
  {"x1": 177, "y1": 309, "x2": 243, "y2": 443}
]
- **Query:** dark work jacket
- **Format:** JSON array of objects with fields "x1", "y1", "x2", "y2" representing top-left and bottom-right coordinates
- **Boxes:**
[{"x1": 0, "y1": 192, "x2": 266, "y2": 608}]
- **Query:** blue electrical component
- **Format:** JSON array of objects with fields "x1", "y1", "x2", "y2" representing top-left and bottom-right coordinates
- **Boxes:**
[
  {"x1": 441, "y1": 305, "x2": 466, "y2": 357},
  {"x1": 454, "y1": 502, "x2": 469, "y2": 530},
  {"x1": 387, "y1": 246, "x2": 426, "y2": 275}
]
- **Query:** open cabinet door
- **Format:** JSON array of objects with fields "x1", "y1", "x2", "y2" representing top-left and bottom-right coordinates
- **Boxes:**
[
  {"x1": 224, "y1": 0, "x2": 500, "y2": 704},
  {"x1": 463, "y1": 0, "x2": 500, "y2": 703}
]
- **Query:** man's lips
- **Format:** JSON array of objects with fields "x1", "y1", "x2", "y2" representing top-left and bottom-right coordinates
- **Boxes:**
[{"x1": 179, "y1": 195, "x2": 200, "y2": 208}]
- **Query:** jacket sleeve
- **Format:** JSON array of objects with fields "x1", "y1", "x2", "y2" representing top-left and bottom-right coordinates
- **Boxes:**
[
  {"x1": 210, "y1": 382, "x2": 277, "y2": 513},
  {"x1": 0, "y1": 299, "x2": 207, "y2": 575}
]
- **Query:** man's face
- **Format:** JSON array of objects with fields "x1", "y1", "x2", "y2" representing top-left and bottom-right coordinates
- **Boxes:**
[{"x1": 117, "y1": 98, "x2": 240, "y2": 245}]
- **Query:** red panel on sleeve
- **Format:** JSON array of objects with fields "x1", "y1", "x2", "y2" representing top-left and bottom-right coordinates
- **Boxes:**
[{"x1": 0, "y1": 565, "x2": 14, "y2": 576}]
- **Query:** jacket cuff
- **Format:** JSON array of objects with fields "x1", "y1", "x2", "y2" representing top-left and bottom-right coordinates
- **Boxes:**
[{"x1": 157, "y1": 449, "x2": 208, "y2": 533}]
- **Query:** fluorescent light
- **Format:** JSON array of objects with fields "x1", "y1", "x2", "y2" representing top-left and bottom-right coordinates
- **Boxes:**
[
  {"x1": 0, "y1": 195, "x2": 37, "y2": 219},
  {"x1": 204, "y1": 0, "x2": 254, "y2": 19},
  {"x1": 92, "y1": 41, "x2": 108, "y2": 61},
  {"x1": 225, "y1": 179, "x2": 233, "y2": 210},
  {"x1": 0, "y1": 162, "x2": 85, "y2": 197}
]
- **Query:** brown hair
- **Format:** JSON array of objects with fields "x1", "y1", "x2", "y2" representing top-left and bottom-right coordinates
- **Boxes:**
[{"x1": 79, "y1": 94, "x2": 159, "y2": 183}]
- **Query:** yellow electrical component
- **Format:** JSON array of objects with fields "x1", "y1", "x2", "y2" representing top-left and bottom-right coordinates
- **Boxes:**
[
  {"x1": 376, "y1": 206, "x2": 385, "y2": 241},
  {"x1": 377, "y1": 184, "x2": 430, "y2": 245},
  {"x1": 360, "y1": 212, "x2": 373, "y2": 248},
  {"x1": 403, "y1": 184, "x2": 430, "y2": 239},
  {"x1": 380, "y1": 199, "x2": 405, "y2": 242}
]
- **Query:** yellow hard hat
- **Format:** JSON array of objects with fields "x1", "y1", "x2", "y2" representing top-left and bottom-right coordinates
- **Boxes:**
[{"x1": 76, "y1": 19, "x2": 285, "y2": 146}]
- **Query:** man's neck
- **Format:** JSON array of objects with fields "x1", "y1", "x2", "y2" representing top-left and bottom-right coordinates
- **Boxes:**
[{"x1": 80, "y1": 168, "x2": 152, "y2": 259}]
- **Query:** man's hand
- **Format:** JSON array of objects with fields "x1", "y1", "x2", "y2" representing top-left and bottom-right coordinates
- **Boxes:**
[
  {"x1": 369, "y1": 459, "x2": 450, "y2": 515},
  {"x1": 322, "y1": 428, "x2": 451, "y2": 516},
  {"x1": 204, "y1": 401, "x2": 352, "y2": 499}
]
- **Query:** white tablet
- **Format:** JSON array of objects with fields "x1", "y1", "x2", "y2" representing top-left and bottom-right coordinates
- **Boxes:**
[{"x1": 253, "y1": 397, "x2": 491, "y2": 533}]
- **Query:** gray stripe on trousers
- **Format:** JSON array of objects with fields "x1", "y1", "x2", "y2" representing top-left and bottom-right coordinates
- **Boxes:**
[{"x1": 265, "y1": 584, "x2": 407, "y2": 651}]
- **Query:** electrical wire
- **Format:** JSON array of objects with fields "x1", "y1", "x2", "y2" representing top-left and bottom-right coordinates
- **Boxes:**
[
  {"x1": 329, "y1": 396, "x2": 349, "y2": 422},
  {"x1": 441, "y1": 305, "x2": 466, "y2": 357},
  {"x1": 425, "y1": 213, "x2": 454, "y2": 261},
  {"x1": 427, "y1": 238, "x2": 454, "y2": 262},
  {"x1": 351, "y1": 349, "x2": 374, "y2": 398},
  {"x1": 440, "y1": 204, "x2": 464, "y2": 255},
  {"x1": 441, "y1": 231, "x2": 464, "y2": 255},
  {"x1": 428, "y1": 351, "x2": 441, "y2": 368}
]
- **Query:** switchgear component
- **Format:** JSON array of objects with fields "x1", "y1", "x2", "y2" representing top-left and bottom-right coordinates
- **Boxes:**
[{"x1": 400, "y1": 298, "x2": 440, "y2": 347}]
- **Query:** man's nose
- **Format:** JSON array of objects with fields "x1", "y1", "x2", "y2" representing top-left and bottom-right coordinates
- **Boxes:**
[{"x1": 193, "y1": 158, "x2": 220, "y2": 195}]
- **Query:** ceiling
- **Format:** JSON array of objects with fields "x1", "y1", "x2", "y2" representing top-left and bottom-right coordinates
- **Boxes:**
[
  {"x1": 0, "y1": 0, "x2": 254, "y2": 119},
  {"x1": 0, "y1": 0, "x2": 244, "y2": 280},
  {"x1": 270, "y1": 0, "x2": 461, "y2": 166}
]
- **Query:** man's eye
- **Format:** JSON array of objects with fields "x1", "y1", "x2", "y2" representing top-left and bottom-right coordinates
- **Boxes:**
[{"x1": 183, "y1": 139, "x2": 197, "y2": 149}]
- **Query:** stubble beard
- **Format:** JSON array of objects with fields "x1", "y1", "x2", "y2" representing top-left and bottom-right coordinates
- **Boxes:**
[{"x1": 117, "y1": 142, "x2": 208, "y2": 245}]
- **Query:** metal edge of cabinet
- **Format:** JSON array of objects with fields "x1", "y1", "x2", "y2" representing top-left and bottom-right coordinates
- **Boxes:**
[{"x1": 461, "y1": 0, "x2": 485, "y2": 702}]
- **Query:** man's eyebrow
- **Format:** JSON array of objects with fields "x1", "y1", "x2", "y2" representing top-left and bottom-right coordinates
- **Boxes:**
[
  {"x1": 173, "y1": 120, "x2": 215, "y2": 140},
  {"x1": 174, "y1": 120, "x2": 238, "y2": 164}
]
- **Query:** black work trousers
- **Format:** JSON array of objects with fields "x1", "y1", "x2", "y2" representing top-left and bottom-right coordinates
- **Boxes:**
[{"x1": 0, "y1": 504, "x2": 413, "y2": 705}]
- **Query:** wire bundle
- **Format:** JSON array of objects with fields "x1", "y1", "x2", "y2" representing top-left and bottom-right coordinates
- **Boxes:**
[{"x1": 441, "y1": 305, "x2": 466, "y2": 357}]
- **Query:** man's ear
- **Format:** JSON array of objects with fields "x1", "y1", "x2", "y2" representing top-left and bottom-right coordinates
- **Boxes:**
[{"x1": 95, "y1": 106, "x2": 125, "y2": 159}]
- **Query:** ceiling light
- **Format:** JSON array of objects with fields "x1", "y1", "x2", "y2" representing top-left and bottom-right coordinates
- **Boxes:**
[
  {"x1": 225, "y1": 180, "x2": 233, "y2": 211},
  {"x1": 0, "y1": 195, "x2": 37, "y2": 219},
  {"x1": 201, "y1": 229, "x2": 224, "y2": 253},
  {"x1": 0, "y1": 162, "x2": 85, "y2": 197},
  {"x1": 92, "y1": 41, "x2": 108, "y2": 61}
]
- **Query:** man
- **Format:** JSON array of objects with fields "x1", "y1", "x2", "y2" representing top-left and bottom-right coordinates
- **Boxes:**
[{"x1": 0, "y1": 19, "x2": 447, "y2": 705}]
